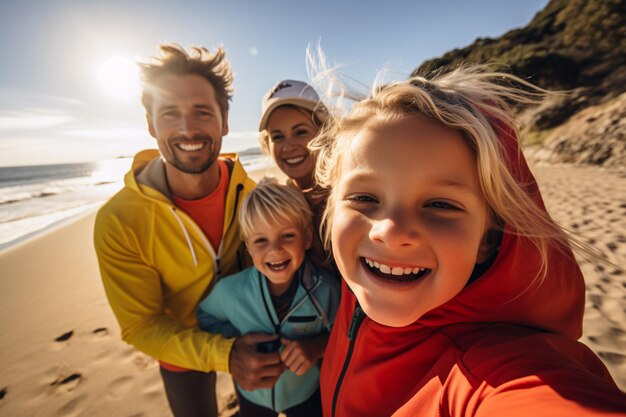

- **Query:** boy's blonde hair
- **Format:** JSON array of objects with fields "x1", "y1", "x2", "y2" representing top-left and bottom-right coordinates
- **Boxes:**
[
  {"x1": 311, "y1": 65, "x2": 594, "y2": 283},
  {"x1": 239, "y1": 178, "x2": 313, "y2": 241}
]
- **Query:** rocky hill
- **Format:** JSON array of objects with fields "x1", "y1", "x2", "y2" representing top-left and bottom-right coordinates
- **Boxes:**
[{"x1": 413, "y1": 0, "x2": 625, "y2": 169}]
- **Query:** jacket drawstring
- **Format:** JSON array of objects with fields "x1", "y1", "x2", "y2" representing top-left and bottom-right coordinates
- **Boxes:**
[
  {"x1": 169, "y1": 207, "x2": 198, "y2": 267},
  {"x1": 184, "y1": 214, "x2": 220, "y2": 275}
]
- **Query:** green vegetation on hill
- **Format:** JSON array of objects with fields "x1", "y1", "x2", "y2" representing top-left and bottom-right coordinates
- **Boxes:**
[{"x1": 413, "y1": 0, "x2": 626, "y2": 131}]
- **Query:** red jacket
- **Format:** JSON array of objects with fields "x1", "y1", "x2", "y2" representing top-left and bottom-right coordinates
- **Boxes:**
[{"x1": 320, "y1": 124, "x2": 626, "y2": 416}]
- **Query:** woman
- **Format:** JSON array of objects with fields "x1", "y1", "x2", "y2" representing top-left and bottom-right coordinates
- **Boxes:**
[{"x1": 258, "y1": 79, "x2": 333, "y2": 270}]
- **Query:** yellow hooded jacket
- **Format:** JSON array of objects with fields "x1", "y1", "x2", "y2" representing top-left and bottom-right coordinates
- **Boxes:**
[{"x1": 94, "y1": 149, "x2": 255, "y2": 372}]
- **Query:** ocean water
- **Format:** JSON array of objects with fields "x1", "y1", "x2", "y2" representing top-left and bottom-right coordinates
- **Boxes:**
[{"x1": 0, "y1": 148, "x2": 270, "y2": 249}]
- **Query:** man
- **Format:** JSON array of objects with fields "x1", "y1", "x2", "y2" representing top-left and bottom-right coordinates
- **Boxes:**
[{"x1": 94, "y1": 44, "x2": 283, "y2": 417}]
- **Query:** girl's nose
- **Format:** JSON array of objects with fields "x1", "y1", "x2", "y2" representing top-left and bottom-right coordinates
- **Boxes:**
[{"x1": 369, "y1": 212, "x2": 421, "y2": 249}]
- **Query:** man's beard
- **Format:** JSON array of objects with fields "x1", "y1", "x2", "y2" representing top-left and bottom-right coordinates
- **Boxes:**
[{"x1": 169, "y1": 134, "x2": 218, "y2": 174}]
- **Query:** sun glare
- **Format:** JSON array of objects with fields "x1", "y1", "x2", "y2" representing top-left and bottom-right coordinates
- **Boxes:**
[{"x1": 98, "y1": 56, "x2": 141, "y2": 101}]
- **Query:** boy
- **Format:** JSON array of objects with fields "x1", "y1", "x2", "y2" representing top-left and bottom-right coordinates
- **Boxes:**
[{"x1": 197, "y1": 179, "x2": 340, "y2": 417}]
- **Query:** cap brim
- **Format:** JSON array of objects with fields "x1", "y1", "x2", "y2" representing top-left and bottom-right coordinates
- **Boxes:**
[{"x1": 259, "y1": 98, "x2": 327, "y2": 131}]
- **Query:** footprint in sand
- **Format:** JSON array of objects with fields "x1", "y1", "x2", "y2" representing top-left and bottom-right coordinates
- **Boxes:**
[
  {"x1": 598, "y1": 351, "x2": 626, "y2": 366},
  {"x1": 55, "y1": 331, "x2": 74, "y2": 342},
  {"x1": 92, "y1": 327, "x2": 110, "y2": 338},
  {"x1": 132, "y1": 353, "x2": 158, "y2": 371},
  {"x1": 588, "y1": 327, "x2": 626, "y2": 351},
  {"x1": 106, "y1": 375, "x2": 134, "y2": 400},
  {"x1": 0, "y1": 386, "x2": 7, "y2": 400},
  {"x1": 225, "y1": 393, "x2": 238, "y2": 411},
  {"x1": 50, "y1": 330, "x2": 74, "y2": 351},
  {"x1": 49, "y1": 373, "x2": 83, "y2": 394}
]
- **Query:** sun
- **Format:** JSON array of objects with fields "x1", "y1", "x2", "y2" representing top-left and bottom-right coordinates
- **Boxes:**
[{"x1": 98, "y1": 56, "x2": 141, "y2": 101}]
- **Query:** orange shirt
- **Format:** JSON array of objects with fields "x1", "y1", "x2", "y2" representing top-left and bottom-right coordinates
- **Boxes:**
[
  {"x1": 172, "y1": 159, "x2": 230, "y2": 250},
  {"x1": 162, "y1": 159, "x2": 230, "y2": 372}
]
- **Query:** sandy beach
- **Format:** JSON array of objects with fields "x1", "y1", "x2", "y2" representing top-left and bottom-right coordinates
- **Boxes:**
[{"x1": 0, "y1": 162, "x2": 624, "y2": 416}]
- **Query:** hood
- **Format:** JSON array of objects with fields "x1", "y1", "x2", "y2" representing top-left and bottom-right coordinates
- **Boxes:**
[
  {"x1": 123, "y1": 149, "x2": 241, "y2": 204},
  {"x1": 416, "y1": 121, "x2": 586, "y2": 339}
]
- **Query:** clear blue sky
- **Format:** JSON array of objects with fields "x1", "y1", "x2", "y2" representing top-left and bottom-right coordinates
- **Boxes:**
[{"x1": 0, "y1": 0, "x2": 549, "y2": 166}]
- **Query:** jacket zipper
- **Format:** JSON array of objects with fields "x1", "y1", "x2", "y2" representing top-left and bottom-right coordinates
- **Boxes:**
[
  {"x1": 215, "y1": 183, "x2": 243, "y2": 275},
  {"x1": 331, "y1": 302, "x2": 365, "y2": 417},
  {"x1": 259, "y1": 273, "x2": 281, "y2": 412}
]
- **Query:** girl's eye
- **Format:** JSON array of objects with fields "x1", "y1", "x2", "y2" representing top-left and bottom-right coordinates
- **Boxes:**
[
  {"x1": 281, "y1": 233, "x2": 296, "y2": 239},
  {"x1": 346, "y1": 194, "x2": 378, "y2": 203},
  {"x1": 270, "y1": 135, "x2": 284, "y2": 142},
  {"x1": 295, "y1": 129, "x2": 311, "y2": 137},
  {"x1": 253, "y1": 237, "x2": 268, "y2": 245},
  {"x1": 426, "y1": 201, "x2": 462, "y2": 211}
]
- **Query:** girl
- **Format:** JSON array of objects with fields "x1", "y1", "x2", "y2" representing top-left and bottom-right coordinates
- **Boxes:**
[
  {"x1": 311, "y1": 67, "x2": 626, "y2": 416},
  {"x1": 197, "y1": 179, "x2": 340, "y2": 417},
  {"x1": 259, "y1": 80, "x2": 334, "y2": 269}
]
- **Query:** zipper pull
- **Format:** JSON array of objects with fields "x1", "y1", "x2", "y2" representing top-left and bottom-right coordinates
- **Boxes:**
[{"x1": 347, "y1": 303, "x2": 365, "y2": 340}]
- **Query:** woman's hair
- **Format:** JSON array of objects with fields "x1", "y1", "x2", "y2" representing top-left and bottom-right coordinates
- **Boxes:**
[
  {"x1": 258, "y1": 105, "x2": 328, "y2": 155},
  {"x1": 239, "y1": 177, "x2": 313, "y2": 240},
  {"x1": 310, "y1": 65, "x2": 596, "y2": 283}
]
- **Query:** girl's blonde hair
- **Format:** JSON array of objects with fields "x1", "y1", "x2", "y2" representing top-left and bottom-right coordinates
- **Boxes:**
[
  {"x1": 311, "y1": 65, "x2": 595, "y2": 283},
  {"x1": 239, "y1": 177, "x2": 313, "y2": 241}
]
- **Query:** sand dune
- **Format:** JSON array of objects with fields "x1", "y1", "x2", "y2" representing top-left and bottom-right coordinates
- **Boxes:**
[{"x1": 0, "y1": 163, "x2": 623, "y2": 416}]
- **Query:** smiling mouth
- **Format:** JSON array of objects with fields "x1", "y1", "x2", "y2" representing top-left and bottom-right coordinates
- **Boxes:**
[
  {"x1": 283, "y1": 156, "x2": 307, "y2": 166},
  {"x1": 176, "y1": 142, "x2": 207, "y2": 152},
  {"x1": 361, "y1": 257, "x2": 430, "y2": 283},
  {"x1": 266, "y1": 259, "x2": 291, "y2": 271}
]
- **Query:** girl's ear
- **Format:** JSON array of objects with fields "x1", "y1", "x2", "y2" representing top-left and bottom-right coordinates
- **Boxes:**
[{"x1": 476, "y1": 228, "x2": 502, "y2": 264}]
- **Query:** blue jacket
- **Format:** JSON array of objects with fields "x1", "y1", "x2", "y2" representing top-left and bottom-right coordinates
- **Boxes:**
[{"x1": 196, "y1": 259, "x2": 341, "y2": 412}]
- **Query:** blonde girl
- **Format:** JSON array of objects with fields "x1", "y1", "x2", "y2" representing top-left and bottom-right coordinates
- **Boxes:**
[{"x1": 312, "y1": 66, "x2": 626, "y2": 417}]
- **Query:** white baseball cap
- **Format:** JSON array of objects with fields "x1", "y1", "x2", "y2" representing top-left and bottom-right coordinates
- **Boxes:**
[{"x1": 259, "y1": 79, "x2": 328, "y2": 131}]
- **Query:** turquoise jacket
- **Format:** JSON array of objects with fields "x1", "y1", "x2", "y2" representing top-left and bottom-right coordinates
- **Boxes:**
[{"x1": 196, "y1": 259, "x2": 340, "y2": 412}]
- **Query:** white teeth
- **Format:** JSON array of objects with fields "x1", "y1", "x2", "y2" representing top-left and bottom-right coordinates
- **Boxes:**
[
  {"x1": 268, "y1": 260, "x2": 289, "y2": 270},
  {"x1": 178, "y1": 143, "x2": 205, "y2": 151},
  {"x1": 364, "y1": 257, "x2": 425, "y2": 276},
  {"x1": 284, "y1": 156, "x2": 306, "y2": 164},
  {"x1": 391, "y1": 267, "x2": 403, "y2": 276}
]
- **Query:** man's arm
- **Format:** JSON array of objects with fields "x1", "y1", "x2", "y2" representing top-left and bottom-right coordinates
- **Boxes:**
[
  {"x1": 229, "y1": 333, "x2": 285, "y2": 390},
  {"x1": 94, "y1": 212, "x2": 234, "y2": 372},
  {"x1": 196, "y1": 274, "x2": 286, "y2": 389}
]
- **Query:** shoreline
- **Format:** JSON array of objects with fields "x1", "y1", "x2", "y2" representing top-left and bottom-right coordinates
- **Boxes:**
[
  {"x1": 0, "y1": 155, "x2": 275, "y2": 251},
  {"x1": 0, "y1": 162, "x2": 623, "y2": 416}
]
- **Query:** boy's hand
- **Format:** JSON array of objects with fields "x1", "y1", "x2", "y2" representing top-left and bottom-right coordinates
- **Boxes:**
[
  {"x1": 280, "y1": 333, "x2": 330, "y2": 376},
  {"x1": 230, "y1": 333, "x2": 284, "y2": 390}
]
